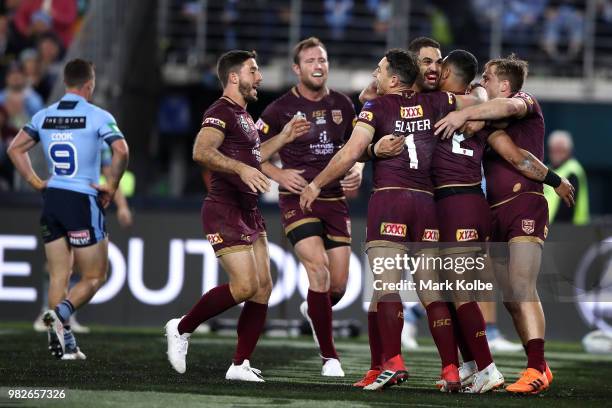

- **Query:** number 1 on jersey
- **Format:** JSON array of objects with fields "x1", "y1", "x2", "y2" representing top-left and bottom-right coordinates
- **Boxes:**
[{"x1": 404, "y1": 134, "x2": 418, "y2": 169}]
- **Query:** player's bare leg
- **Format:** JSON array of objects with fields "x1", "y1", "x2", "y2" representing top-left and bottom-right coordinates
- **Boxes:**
[
  {"x1": 363, "y1": 245, "x2": 408, "y2": 391},
  {"x1": 166, "y1": 248, "x2": 261, "y2": 377},
  {"x1": 69, "y1": 239, "x2": 109, "y2": 307},
  {"x1": 327, "y1": 245, "x2": 350, "y2": 306},
  {"x1": 43, "y1": 238, "x2": 73, "y2": 359},
  {"x1": 226, "y1": 236, "x2": 272, "y2": 382},
  {"x1": 496, "y1": 241, "x2": 550, "y2": 393},
  {"x1": 294, "y1": 236, "x2": 343, "y2": 375}
]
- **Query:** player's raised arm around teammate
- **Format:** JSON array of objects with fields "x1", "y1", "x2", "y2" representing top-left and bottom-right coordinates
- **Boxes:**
[
  {"x1": 435, "y1": 55, "x2": 532, "y2": 138},
  {"x1": 7, "y1": 128, "x2": 47, "y2": 191},
  {"x1": 487, "y1": 129, "x2": 575, "y2": 206}
]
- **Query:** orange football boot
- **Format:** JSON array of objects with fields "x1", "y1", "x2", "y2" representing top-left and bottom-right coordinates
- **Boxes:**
[{"x1": 505, "y1": 368, "x2": 549, "y2": 394}]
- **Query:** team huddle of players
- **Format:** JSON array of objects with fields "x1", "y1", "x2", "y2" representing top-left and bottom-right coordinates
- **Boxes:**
[{"x1": 162, "y1": 36, "x2": 575, "y2": 395}]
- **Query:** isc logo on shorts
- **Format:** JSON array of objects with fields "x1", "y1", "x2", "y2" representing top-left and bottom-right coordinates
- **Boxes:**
[
  {"x1": 400, "y1": 105, "x2": 423, "y2": 119},
  {"x1": 422, "y1": 229, "x2": 440, "y2": 242},
  {"x1": 456, "y1": 229, "x2": 479, "y2": 242},
  {"x1": 68, "y1": 230, "x2": 91, "y2": 246},
  {"x1": 206, "y1": 233, "x2": 224, "y2": 245},
  {"x1": 284, "y1": 209, "x2": 296, "y2": 220},
  {"x1": 380, "y1": 222, "x2": 407, "y2": 237}
]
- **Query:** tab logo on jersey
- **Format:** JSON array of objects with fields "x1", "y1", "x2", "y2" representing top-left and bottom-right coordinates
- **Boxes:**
[
  {"x1": 332, "y1": 109, "x2": 343, "y2": 124},
  {"x1": 400, "y1": 105, "x2": 423, "y2": 119},
  {"x1": 422, "y1": 229, "x2": 440, "y2": 242},
  {"x1": 515, "y1": 91, "x2": 534, "y2": 105},
  {"x1": 42, "y1": 116, "x2": 86, "y2": 130},
  {"x1": 380, "y1": 222, "x2": 407, "y2": 237},
  {"x1": 456, "y1": 229, "x2": 479, "y2": 242},
  {"x1": 521, "y1": 219, "x2": 535, "y2": 234},
  {"x1": 255, "y1": 118, "x2": 269, "y2": 134},
  {"x1": 68, "y1": 230, "x2": 91, "y2": 246},
  {"x1": 206, "y1": 233, "x2": 224, "y2": 245},
  {"x1": 359, "y1": 111, "x2": 373, "y2": 121},
  {"x1": 203, "y1": 117, "x2": 226, "y2": 128}
]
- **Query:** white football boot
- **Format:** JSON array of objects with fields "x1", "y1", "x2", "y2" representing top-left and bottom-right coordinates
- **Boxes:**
[
  {"x1": 321, "y1": 358, "x2": 345, "y2": 377},
  {"x1": 165, "y1": 317, "x2": 190, "y2": 374},
  {"x1": 400, "y1": 321, "x2": 419, "y2": 350},
  {"x1": 436, "y1": 360, "x2": 478, "y2": 390},
  {"x1": 488, "y1": 335, "x2": 523, "y2": 352},
  {"x1": 225, "y1": 360, "x2": 264, "y2": 382},
  {"x1": 464, "y1": 362, "x2": 505, "y2": 393},
  {"x1": 62, "y1": 347, "x2": 87, "y2": 360}
]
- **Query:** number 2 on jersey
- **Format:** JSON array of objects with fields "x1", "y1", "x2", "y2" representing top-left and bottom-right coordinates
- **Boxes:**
[
  {"x1": 49, "y1": 142, "x2": 78, "y2": 176},
  {"x1": 452, "y1": 133, "x2": 474, "y2": 157},
  {"x1": 404, "y1": 134, "x2": 418, "y2": 169}
]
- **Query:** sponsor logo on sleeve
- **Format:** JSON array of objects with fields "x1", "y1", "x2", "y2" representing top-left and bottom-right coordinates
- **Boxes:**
[
  {"x1": 359, "y1": 111, "x2": 374, "y2": 121},
  {"x1": 422, "y1": 229, "x2": 440, "y2": 242},
  {"x1": 203, "y1": 117, "x2": 226, "y2": 128},
  {"x1": 380, "y1": 222, "x2": 407, "y2": 237},
  {"x1": 456, "y1": 228, "x2": 479, "y2": 242},
  {"x1": 400, "y1": 105, "x2": 423, "y2": 119},
  {"x1": 331, "y1": 109, "x2": 343, "y2": 124},
  {"x1": 255, "y1": 118, "x2": 269, "y2": 134},
  {"x1": 521, "y1": 219, "x2": 535, "y2": 235},
  {"x1": 68, "y1": 230, "x2": 91, "y2": 246},
  {"x1": 206, "y1": 233, "x2": 224, "y2": 245}
]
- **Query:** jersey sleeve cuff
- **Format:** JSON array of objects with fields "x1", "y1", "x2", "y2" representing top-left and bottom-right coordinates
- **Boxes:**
[
  {"x1": 23, "y1": 126, "x2": 40, "y2": 142},
  {"x1": 104, "y1": 135, "x2": 124, "y2": 145}
]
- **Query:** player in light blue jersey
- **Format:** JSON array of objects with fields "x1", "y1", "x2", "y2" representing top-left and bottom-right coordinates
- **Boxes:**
[{"x1": 8, "y1": 59, "x2": 129, "y2": 360}]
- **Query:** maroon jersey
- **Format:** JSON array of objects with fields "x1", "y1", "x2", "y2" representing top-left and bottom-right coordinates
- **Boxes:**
[
  {"x1": 432, "y1": 90, "x2": 487, "y2": 188},
  {"x1": 256, "y1": 87, "x2": 356, "y2": 198},
  {"x1": 357, "y1": 90, "x2": 457, "y2": 192},
  {"x1": 484, "y1": 91, "x2": 545, "y2": 206},
  {"x1": 200, "y1": 97, "x2": 261, "y2": 210}
]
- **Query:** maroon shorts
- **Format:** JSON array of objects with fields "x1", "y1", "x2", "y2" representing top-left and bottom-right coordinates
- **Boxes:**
[
  {"x1": 490, "y1": 193, "x2": 548, "y2": 243},
  {"x1": 280, "y1": 193, "x2": 350, "y2": 248},
  {"x1": 202, "y1": 199, "x2": 266, "y2": 257},
  {"x1": 436, "y1": 192, "x2": 491, "y2": 243},
  {"x1": 366, "y1": 189, "x2": 439, "y2": 249}
]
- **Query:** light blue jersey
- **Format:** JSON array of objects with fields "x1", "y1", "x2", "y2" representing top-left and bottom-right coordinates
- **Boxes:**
[{"x1": 23, "y1": 93, "x2": 124, "y2": 196}]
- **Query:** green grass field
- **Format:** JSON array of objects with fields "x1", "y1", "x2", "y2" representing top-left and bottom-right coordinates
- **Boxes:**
[{"x1": 1, "y1": 323, "x2": 611, "y2": 407}]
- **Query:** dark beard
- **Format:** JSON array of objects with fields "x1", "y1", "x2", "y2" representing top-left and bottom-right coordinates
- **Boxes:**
[
  {"x1": 417, "y1": 74, "x2": 438, "y2": 91},
  {"x1": 301, "y1": 77, "x2": 325, "y2": 92},
  {"x1": 239, "y1": 81, "x2": 257, "y2": 103}
]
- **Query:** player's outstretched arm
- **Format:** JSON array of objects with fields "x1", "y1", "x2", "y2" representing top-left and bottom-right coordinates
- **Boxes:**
[
  {"x1": 488, "y1": 130, "x2": 575, "y2": 207},
  {"x1": 359, "y1": 80, "x2": 377, "y2": 104},
  {"x1": 95, "y1": 139, "x2": 129, "y2": 208},
  {"x1": 260, "y1": 116, "x2": 310, "y2": 162},
  {"x1": 193, "y1": 127, "x2": 270, "y2": 193},
  {"x1": 300, "y1": 124, "x2": 373, "y2": 211},
  {"x1": 435, "y1": 97, "x2": 528, "y2": 139},
  {"x1": 7, "y1": 129, "x2": 46, "y2": 191}
]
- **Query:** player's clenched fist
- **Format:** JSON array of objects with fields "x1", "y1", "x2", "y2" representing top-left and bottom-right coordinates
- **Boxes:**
[
  {"x1": 281, "y1": 116, "x2": 311, "y2": 143},
  {"x1": 300, "y1": 181, "x2": 321, "y2": 213},
  {"x1": 238, "y1": 163, "x2": 271, "y2": 193}
]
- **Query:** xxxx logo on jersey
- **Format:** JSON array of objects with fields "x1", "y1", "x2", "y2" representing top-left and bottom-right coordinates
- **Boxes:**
[
  {"x1": 206, "y1": 233, "x2": 224, "y2": 245},
  {"x1": 380, "y1": 222, "x2": 407, "y2": 237},
  {"x1": 422, "y1": 229, "x2": 440, "y2": 242},
  {"x1": 400, "y1": 105, "x2": 423, "y2": 119},
  {"x1": 456, "y1": 229, "x2": 479, "y2": 242}
]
